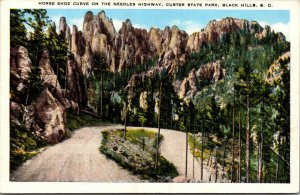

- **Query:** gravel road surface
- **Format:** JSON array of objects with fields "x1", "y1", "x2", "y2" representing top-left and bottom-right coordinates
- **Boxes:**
[{"x1": 11, "y1": 126, "x2": 221, "y2": 182}]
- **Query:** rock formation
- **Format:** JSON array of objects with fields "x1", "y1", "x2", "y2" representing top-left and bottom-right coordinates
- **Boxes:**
[
  {"x1": 34, "y1": 87, "x2": 66, "y2": 144},
  {"x1": 10, "y1": 46, "x2": 35, "y2": 133},
  {"x1": 10, "y1": 46, "x2": 70, "y2": 144},
  {"x1": 56, "y1": 11, "x2": 281, "y2": 103},
  {"x1": 176, "y1": 60, "x2": 225, "y2": 100},
  {"x1": 59, "y1": 16, "x2": 71, "y2": 46},
  {"x1": 10, "y1": 46, "x2": 32, "y2": 93},
  {"x1": 60, "y1": 12, "x2": 277, "y2": 84},
  {"x1": 265, "y1": 52, "x2": 290, "y2": 84},
  {"x1": 186, "y1": 18, "x2": 265, "y2": 52},
  {"x1": 66, "y1": 55, "x2": 85, "y2": 110},
  {"x1": 34, "y1": 50, "x2": 70, "y2": 143}
]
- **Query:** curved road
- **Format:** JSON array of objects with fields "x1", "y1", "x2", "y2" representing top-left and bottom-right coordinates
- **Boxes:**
[{"x1": 11, "y1": 126, "x2": 219, "y2": 182}]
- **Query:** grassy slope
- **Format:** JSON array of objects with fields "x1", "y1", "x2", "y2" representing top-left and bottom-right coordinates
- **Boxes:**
[
  {"x1": 10, "y1": 125, "x2": 47, "y2": 170},
  {"x1": 100, "y1": 128, "x2": 178, "y2": 181}
]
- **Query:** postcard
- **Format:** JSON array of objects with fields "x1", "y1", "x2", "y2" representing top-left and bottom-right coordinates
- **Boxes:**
[{"x1": 0, "y1": 0, "x2": 299, "y2": 193}]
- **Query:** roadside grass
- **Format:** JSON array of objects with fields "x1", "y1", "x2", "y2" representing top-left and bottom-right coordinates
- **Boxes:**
[
  {"x1": 66, "y1": 113, "x2": 111, "y2": 131},
  {"x1": 117, "y1": 128, "x2": 163, "y2": 149},
  {"x1": 100, "y1": 128, "x2": 179, "y2": 181},
  {"x1": 10, "y1": 125, "x2": 47, "y2": 170},
  {"x1": 188, "y1": 133, "x2": 233, "y2": 181},
  {"x1": 188, "y1": 133, "x2": 210, "y2": 161}
]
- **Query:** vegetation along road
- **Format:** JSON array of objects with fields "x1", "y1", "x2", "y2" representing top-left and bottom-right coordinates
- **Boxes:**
[{"x1": 11, "y1": 125, "x2": 224, "y2": 182}]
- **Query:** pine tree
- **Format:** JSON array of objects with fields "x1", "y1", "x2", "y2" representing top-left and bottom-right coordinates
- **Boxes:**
[
  {"x1": 92, "y1": 53, "x2": 108, "y2": 117},
  {"x1": 234, "y1": 60, "x2": 258, "y2": 183},
  {"x1": 10, "y1": 9, "x2": 28, "y2": 48},
  {"x1": 46, "y1": 24, "x2": 68, "y2": 87}
]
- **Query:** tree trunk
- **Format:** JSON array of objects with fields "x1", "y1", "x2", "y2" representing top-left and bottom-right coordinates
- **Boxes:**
[
  {"x1": 222, "y1": 138, "x2": 227, "y2": 172},
  {"x1": 246, "y1": 94, "x2": 251, "y2": 183},
  {"x1": 201, "y1": 122, "x2": 204, "y2": 181},
  {"x1": 185, "y1": 116, "x2": 188, "y2": 178},
  {"x1": 207, "y1": 150, "x2": 212, "y2": 166},
  {"x1": 26, "y1": 45, "x2": 39, "y2": 105},
  {"x1": 64, "y1": 59, "x2": 68, "y2": 98},
  {"x1": 260, "y1": 137, "x2": 263, "y2": 182},
  {"x1": 25, "y1": 83, "x2": 31, "y2": 106},
  {"x1": 275, "y1": 154, "x2": 279, "y2": 183},
  {"x1": 271, "y1": 147, "x2": 289, "y2": 168},
  {"x1": 155, "y1": 82, "x2": 162, "y2": 170},
  {"x1": 215, "y1": 148, "x2": 218, "y2": 183},
  {"x1": 113, "y1": 73, "x2": 116, "y2": 88},
  {"x1": 56, "y1": 62, "x2": 59, "y2": 88},
  {"x1": 238, "y1": 111, "x2": 241, "y2": 183},
  {"x1": 231, "y1": 107, "x2": 235, "y2": 183},
  {"x1": 258, "y1": 98, "x2": 265, "y2": 183},
  {"x1": 100, "y1": 74, "x2": 103, "y2": 118},
  {"x1": 170, "y1": 116, "x2": 173, "y2": 130},
  {"x1": 257, "y1": 141, "x2": 260, "y2": 182},
  {"x1": 257, "y1": 131, "x2": 263, "y2": 183},
  {"x1": 124, "y1": 105, "x2": 127, "y2": 141},
  {"x1": 193, "y1": 122, "x2": 196, "y2": 179}
]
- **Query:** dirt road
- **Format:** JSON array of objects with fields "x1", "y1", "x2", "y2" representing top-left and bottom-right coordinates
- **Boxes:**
[
  {"x1": 126, "y1": 127, "x2": 216, "y2": 182},
  {"x1": 10, "y1": 126, "x2": 140, "y2": 182},
  {"x1": 159, "y1": 128, "x2": 217, "y2": 182},
  {"x1": 11, "y1": 126, "x2": 220, "y2": 182}
]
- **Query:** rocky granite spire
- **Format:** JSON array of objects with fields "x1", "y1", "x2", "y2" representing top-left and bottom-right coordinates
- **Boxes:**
[{"x1": 64, "y1": 12, "x2": 280, "y2": 75}]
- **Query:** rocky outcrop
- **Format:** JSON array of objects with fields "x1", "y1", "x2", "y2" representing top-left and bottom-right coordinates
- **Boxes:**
[
  {"x1": 148, "y1": 28, "x2": 163, "y2": 54},
  {"x1": 255, "y1": 25, "x2": 271, "y2": 40},
  {"x1": 186, "y1": 18, "x2": 265, "y2": 52},
  {"x1": 59, "y1": 17, "x2": 71, "y2": 45},
  {"x1": 10, "y1": 46, "x2": 32, "y2": 93},
  {"x1": 265, "y1": 52, "x2": 290, "y2": 84},
  {"x1": 33, "y1": 50, "x2": 70, "y2": 143},
  {"x1": 176, "y1": 60, "x2": 225, "y2": 100},
  {"x1": 116, "y1": 19, "x2": 150, "y2": 71},
  {"x1": 34, "y1": 87, "x2": 66, "y2": 144},
  {"x1": 58, "y1": 12, "x2": 283, "y2": 78},
  {"x1": 64, "y1": 11, "x2": 188, "y2": 74},
  {"x1": 128, "y1": 59, "x2": 224, "y2": 101},
  {"x1": 39, "y1": 50, "x2": 70, "y2": 107},
  {"x1": 9, "y1": 46, "x2": 33, "y2": 136},
  {"x1": 179, "y1": 69, "x2": 198, "y2": 99},
  {"x1": 82, "y1": 11, "x2": 117, "y2": 71},
  {"x1": 59, "y1": 17, "x2": 68, "y2": 33},
  {"x1": 10, "y1": 101, "x2": 25, "y2": 126},
  {"x1": 57, "y1": 17, "x2": 90, "y2": 109},
  {"x1": 56, "y1": 12, "x2": 285, "y2": 102},
  {"x1": 66, "y1": 56, "x2": 85, "y2": 110},
  {"x1": 71, "y1": 25, "x2": 85, "y2": 56},
  {"x1": 10, "y1": 45, "x2": 70, "y2": 144},
  {"x1": 39, "y1": 51, "x2": 61, "y2": 90},
  {"x1": 83, "y1": 11, "x2": 116, "y2": 46},
  {"x1": 196, "y1": 60, "x2": 224, "y2": 82},
  {"x1": 59, "y1": 12, "x2": 280, "y2": 86}
]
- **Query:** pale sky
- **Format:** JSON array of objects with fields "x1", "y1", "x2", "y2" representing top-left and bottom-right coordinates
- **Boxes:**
[{"x1": 46, "y1": 9, "x2": 290, "y2": 40}]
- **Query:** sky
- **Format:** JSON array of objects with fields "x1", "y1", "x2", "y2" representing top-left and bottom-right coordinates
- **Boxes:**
[{"x1": 46, "y1": 9, "x2": 290, "y2": 40}]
